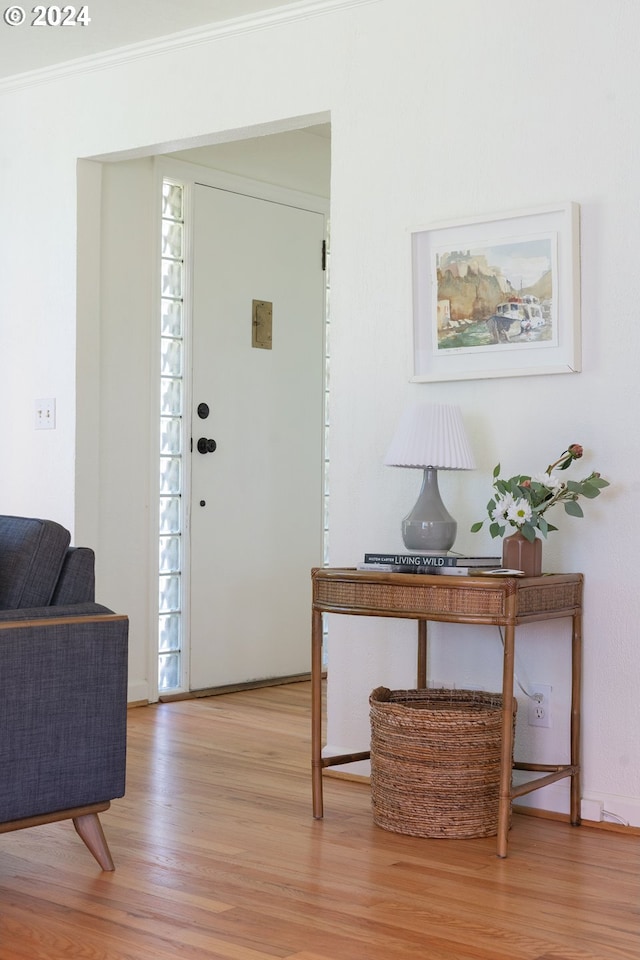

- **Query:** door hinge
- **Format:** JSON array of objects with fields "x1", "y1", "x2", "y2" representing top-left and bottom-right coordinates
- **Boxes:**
[{"x1": 322, "y1": 239, "x2": 327, "y2": 272}]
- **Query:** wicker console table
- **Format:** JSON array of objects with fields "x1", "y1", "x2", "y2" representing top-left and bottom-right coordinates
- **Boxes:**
[{"x1": 311, "y1": 566, "x2": 584, "y2": 858}]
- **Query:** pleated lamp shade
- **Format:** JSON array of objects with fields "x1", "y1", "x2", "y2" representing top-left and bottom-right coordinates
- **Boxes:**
[
  {"x1": 384, "y1": 403, "x2": 475, "y2": 551},
  {"x1": 384, "y1": 403, "x2": 476, "y2": 471}
]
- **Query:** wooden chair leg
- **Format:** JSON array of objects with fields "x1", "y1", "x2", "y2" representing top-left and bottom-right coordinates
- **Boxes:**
[{"x1": 72, "y1": 812, "x2": 115, "y2": 871}]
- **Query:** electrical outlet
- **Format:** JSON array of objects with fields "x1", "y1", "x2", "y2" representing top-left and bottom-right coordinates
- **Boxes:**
[
  {"x1": 581, "y1": 798, "x2": 604, "y2": 821},
  {"x1": 528, "y1": 683, "x2": 551, "y2": 728}
]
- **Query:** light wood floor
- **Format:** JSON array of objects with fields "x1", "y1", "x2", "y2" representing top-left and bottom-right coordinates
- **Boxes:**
[{"x1": 0, "y1": 682, "x2": 638, "y2": 960}]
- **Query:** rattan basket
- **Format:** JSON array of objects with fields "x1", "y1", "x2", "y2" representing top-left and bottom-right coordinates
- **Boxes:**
[{"x1": 369, "y1": 687, "x2": 516, "y2": 839}]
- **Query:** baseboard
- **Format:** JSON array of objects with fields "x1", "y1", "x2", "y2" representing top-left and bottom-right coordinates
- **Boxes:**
[
  {"x1": 513, "y1": 803, "x2": 640, "y2": 835},
  {"x1": 324, "y1": 769, "x2": 370, "y2": 785},
  {"x1": 159, "y1": 672, "x2": 312, "y2": 702},
  {"x1": 577, "y1": 818, "x2": 640, "y2": 836}
]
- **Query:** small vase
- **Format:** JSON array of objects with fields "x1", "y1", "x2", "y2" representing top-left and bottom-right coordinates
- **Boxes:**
[{"x1": 502, "y1": 531, "x2": 542, "y2": 576}]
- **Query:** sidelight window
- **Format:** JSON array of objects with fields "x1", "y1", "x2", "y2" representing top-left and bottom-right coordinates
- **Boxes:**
[{"x1": 158, "y1": 179, "x2": 186, "y2": 693}]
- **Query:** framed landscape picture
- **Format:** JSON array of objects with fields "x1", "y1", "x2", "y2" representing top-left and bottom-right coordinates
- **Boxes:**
[{"x1": 411, "y1": 202, "x2": 581, "y2": 382}]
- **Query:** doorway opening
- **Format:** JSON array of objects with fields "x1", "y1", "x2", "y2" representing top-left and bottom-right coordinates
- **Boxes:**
[{"x1": 154, "y1": 125, "x2": 331, "y2": 696}]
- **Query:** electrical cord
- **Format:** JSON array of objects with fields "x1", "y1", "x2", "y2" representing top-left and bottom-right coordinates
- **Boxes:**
[
  {"x1": 497, "y1": 626, "x2": 543, "y2": 701},
  {"x1": 603, "y1": 809, "x2": 630, "y2": 826}
]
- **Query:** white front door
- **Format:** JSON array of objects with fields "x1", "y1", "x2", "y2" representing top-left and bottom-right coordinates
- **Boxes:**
[{"x1": 189, "y1": 183, "x2": 325, "y2": 691}]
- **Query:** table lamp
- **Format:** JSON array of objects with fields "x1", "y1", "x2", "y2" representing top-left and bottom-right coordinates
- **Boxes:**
[{"x1": 384, "y1": 402, "x2": 475, "y2": 552}]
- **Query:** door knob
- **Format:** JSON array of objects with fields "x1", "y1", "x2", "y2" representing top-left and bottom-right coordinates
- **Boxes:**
[{"x1": 197, "y1": 437, "x2": 217, "y2": 454}]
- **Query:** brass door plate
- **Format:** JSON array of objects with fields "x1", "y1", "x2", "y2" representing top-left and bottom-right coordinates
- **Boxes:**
[{"x1": 252, "y1": 299, "x2": 273, "y2": 349}]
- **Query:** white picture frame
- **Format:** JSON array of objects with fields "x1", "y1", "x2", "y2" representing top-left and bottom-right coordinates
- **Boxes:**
[{"x1": 411, "y1": 202, "x2": 581, "y2": 382}]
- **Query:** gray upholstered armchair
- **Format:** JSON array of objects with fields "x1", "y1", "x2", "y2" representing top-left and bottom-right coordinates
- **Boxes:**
[{"x1": 0, "y1": 515, "x2": 128, "y2": 870}]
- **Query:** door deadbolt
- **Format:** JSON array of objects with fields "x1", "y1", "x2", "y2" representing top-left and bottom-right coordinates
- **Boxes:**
[{"x1": 197, "y1": 437, "x2": 217, "y2": 454}]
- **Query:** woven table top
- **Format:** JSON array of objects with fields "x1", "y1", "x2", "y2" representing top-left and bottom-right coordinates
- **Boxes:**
[{"x1": 311, "y1": 567, "x2": 583, "y2": 625}]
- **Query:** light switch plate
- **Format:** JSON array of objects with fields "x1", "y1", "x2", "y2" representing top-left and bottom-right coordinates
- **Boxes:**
[{"x1": 35, "y1": 398, "x2": 56, "y2": 430}]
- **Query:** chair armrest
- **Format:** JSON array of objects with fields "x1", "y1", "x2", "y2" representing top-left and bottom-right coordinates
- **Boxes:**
[
  {"x1": 0, "y1": 609, "x2": 128, "y2": 823},
  {"x1": 0, "y1": 601, "x2": 115, "y2": 623}
]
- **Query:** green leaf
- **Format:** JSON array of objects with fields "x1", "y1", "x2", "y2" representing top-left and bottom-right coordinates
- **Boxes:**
[
  {"x1": 538, "y1": 516, "x2": 550, "y2": 538},
  {"x1": 580, "y1": 481, "x2": 601, "y2": 499},
  {"x1": 529, "y1": 481, "x2": 548, "y2": 496},
  {"x1": 470, "y1": 521, "x2": 484, "y2": 533},
  {"x1": 564, "y1": 500, "x2": 584, "y2": 518},
  {"x1": 520, "y1": 523, "x2": 536, "y2": 542},
  {"x1": 493, "y1": 463, "x2": 501, "y2": 478},
  {"x1": 489, "y1": 522, "x2": 504, "y2": 539}
]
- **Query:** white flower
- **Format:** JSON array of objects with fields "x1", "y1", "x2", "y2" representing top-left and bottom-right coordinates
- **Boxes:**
[
  {"x1": 507, "y1": 498, "x2": 532, "y2": 526},
  {"x1": 491, "y1": 493, "x2": 515, "y2": 523},
  {"x1": 532, "y1": 472, "x2": 564, "y2": 493}
]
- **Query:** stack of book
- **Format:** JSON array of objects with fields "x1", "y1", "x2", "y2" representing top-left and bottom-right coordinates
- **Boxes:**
[{"x1": 358, "y1": 552, "x2": 502, "y2": 576}]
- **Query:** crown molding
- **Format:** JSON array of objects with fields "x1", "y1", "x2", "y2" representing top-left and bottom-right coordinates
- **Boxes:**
[{"x1": 0, "y1": 0, "x2": 380, "y2": 94}]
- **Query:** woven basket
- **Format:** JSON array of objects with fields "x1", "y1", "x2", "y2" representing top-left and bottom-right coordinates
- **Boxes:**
[{"x1": 369, "y1": 687, "x2": 516, "y2": 839}]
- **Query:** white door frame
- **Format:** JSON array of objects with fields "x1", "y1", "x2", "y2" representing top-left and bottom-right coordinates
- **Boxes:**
[{"x1": 153, "y1": 155, "x2": 329, "y2": 698}]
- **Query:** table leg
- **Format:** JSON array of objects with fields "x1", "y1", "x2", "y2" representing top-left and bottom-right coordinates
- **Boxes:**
[
  {"x1": 570, "y1": 609, "x2": 583, "y2": 826},
  {"x1": 497, "y1": 622, "x2": 516, "y2": 858},
  {"x1": 311, "y1": 607, "x2": 324, "y2": 819},
  {"x1": 417, "y1": 620, "x2": 427, "y2": 688}
]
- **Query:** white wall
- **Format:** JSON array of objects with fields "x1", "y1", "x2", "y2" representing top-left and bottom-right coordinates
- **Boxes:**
[
  {"x1": 82, "y1": 157, "x2": 156, "y2": 702},
  {"x1": 0, "y1": 0, "x2": 638, "y2": 824}
]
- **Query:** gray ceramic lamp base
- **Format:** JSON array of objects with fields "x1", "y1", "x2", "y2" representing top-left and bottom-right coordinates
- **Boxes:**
[{"x1": 401, "y1": 467, "x2": 457, "y2": 552}]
